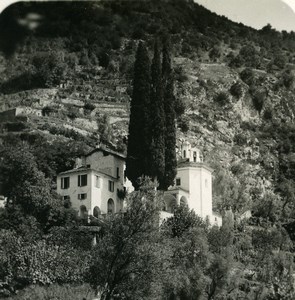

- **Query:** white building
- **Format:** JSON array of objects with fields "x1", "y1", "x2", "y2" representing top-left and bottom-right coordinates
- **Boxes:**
[
  {"x1": 56, "y1": 141, "x2": 221, "y2": 226},
  {"x1": 56, "y1": 146, "x2": 133, "y2": 219},
  {"x1": 163, "y1": 141, "x2": 222, "y2": 226}
]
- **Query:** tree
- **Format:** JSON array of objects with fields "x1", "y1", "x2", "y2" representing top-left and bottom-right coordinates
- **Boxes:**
[
  {"x1": 97, "y1": 114, "x2": 112, "y2": 145},
  {"x1": 162, "y1": 204, "x2": 206, "y2": 238},
  {"x1": 87, "y1": 178, "x2": 161, "y2": 300},
  {"x1": 159, "y1": 204, "x2": 210, "y2": 300},
  {"x1": 0, "y1": 143, "x2": 76, "y2": 231},
  {"x1": 126, "y1": 41, "x2": 151, "y2": 189},
  {"x1": 161, "y1": 39, "x2": 177, "y2": 190},
  {"x1": 147, "y1": 39, "x2": 165, "y2": 186}
]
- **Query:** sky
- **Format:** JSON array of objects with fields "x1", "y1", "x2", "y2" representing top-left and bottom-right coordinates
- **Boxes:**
[
  {"x1": 195, "y1": 0, "x2": 295, "y2": 32},
  {"x1": 1, "y1": 0, "x2": 295, "y2": 32}
]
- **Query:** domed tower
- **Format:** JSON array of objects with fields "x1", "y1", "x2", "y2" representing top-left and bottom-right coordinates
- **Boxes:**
[{"x1": 164, "y1": 140, "x2": 216, "y2": 224}]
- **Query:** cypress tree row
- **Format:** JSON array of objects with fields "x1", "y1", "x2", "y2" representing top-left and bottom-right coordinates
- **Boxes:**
[
  {"x1": 148, "y1": 39, "x2": 166, "y2": 186},
  {"x1": 126, "y1": 41, "x2": 151, "y2": 189},
  {"x1": 162, "y1": 40, "x2": 177, "y2": 190},
  {"x1": 126, "y1": 38, "x2": 177, "y2": 191}
]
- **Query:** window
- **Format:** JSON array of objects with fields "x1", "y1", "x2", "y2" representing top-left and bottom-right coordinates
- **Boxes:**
[
  {"x1": 116, "y1": 167, "x2": 120, "y2": 178},
  {"x1": 93, "y1": 206, "x2": 101, "y2": 218},
  {"x1": 78, "y1": 193, "x2": 87, "y2": 200},
  {"x1": 80, "y1": 205, "x2": 88, "y2": 219},
  {"x1": 61, "y1": 177, "x2": 70, "y2": 189},
  {"x1": 193, "y1": 151, "x2": 197, "y2": 162},
  {"x1": 176, "y1": 178, "x2": 181, "y2": 186},
  {"x1": 78, "y1": 174, "x2": 87, "y2": 187},
  {"x1": 108, "y1": 180, "x2": 114, "y2": 192},
  {"x1": 63, "y1": 195, "x2": 70, "y2": 201},
  {"x1": 183, "y1": 150, "x2": 186, "y2": 158},
  {"x1": 95, "y1": 175, "x2": 100, "y2": 188},
  {"x1": 108, "y1": 198, "x2": 115, "y2": 214}
]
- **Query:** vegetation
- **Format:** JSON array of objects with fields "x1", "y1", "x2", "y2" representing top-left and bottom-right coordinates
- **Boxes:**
[
  {"x1": 126, "y1": 39, "x2": 178, "y2": 190},
  {"x1": 126, "y1": 41, "x2": 151, "y2": 189},
  {"x1": 1, "y1": 0, "x2": 295, "y2": 298}
]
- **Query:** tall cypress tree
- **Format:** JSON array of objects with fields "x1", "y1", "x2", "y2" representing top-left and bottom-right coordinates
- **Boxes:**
[
  {"x1": 126, "y1": 41, "x2": 151, "y2": 189},
  {"x1": 162, "y1": 39, "x2": 177, "y2": 190},
  {"x1": 148, "y1": 39, "x2": 165, "y2": 187}
]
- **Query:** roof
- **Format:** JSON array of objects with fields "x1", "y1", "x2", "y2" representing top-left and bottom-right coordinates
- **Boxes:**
[
  {"x1": 86, "y1": 145, "x2": 126, "y2": 160},
  {"x1": 177, "y1": 160, "x2": 214, "y2": 172},
  {"x1": 166, "y1": 186, "x2": 190, "y2": 194},
  {"x1": 58, "y1": 166, "x2": 118, "y2": 179}
]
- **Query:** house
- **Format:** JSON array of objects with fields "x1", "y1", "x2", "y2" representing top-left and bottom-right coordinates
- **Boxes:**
[
  {"x1": 163, "y1": 141, "x2": 222, "y2": 226},
  {"x1": 56, "y1": 145, "x2": 134, "y2": 219},
  {"x1": 0, "y1": 196, "x2": 6, "y2": 209},
  {"x1": 56, "y1": 141, "x2": 221, "y2": 226}
]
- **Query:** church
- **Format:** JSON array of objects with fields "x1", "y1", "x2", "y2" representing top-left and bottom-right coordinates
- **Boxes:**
[{"x1": 56, "y1": 141, "x2": 221, "y2": 226}]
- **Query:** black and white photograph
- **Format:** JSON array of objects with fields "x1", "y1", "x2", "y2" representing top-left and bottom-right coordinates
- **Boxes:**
[{"x1": 1, "y1": 0, "x2": 295, "y2": 299}]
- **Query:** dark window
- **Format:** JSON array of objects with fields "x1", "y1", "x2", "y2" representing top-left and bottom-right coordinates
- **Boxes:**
[
  {"x1": 80, "y1": 205, "x2": 88, "y2": 219},
  {"x1": 78, "y1": 193, "x2": 87, "y2": 200},
  {"x1": 95, "y1": 175, "x2": 100, "y2": 188},
  {"x1": 116, "y1": 167, "x2": 120, "y2": 178},
  {"x1": 193, "y1": 151, "x2": 197, "y2": 162},
  {"x1": 107, "y1": 198, "x2": 115, "y2": 214},
  {"x1": 61, "y1": 177, "x2": 70, "y2": 189},
  {"x1": 63, "y1": 195, "x2": 70, "y2": 201},
  {"x1": 93, "y1": 206, "x2": 101, "y2": 218},
  {"x1": 108, "y1": 180, "x2": 114, "y2": 192},
  {"x1": 78, "y1": 174, "x2": 87, "y2": 187},
  {"x1": 176, "y1": 178, "x2": 181, "y2": 186},
  {"x1": 183, "y1": 150, "x2": 186, "y2": 158}
]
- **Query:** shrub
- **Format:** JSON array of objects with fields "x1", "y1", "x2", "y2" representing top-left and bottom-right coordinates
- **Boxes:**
[
  {"x1": 177, "y1": 115, "x2": 190, "y2": 133},
  {"x1": 42, "y1": 106, "x2": 57, "y2": 116},
  {"x1": 229, "y1": 54, "x2": 244, "y2": 68},
  {"x1": 84, "y1": 102, "x2": 96, "y2": 112},
  {"x1": 230, "y1": 82, "x2": 243, "y2": 98},
  {"x1": 0, "y1": 230, "x2": 90, "y2": 296},
  {"x1": 233, "y1": 133, "x2": 248, "y2": 146},
  {"x1": 263, "y1": 107, "x2": 273, "y2": 120},
  {"x1": 282, "y1": 69, "x2": 294, "y2": 89},
  {"x1": 250, "y1": 86, "x2": 267, "y2": 113},
  {"x1": 5, "y1": 284, "x2": 93, "y2": 300},
  {"x1": 240, "y1": 68, "x2": 255, "y2": 86},
  {"x1": 209, "y1": 46, "x2": 221, "y2": 61},
  {"x1": 214, "y1": 91, "x2": 230, "y2": 105},
  {"x1": 5, "y1": 122, "x2": 28, "y2": 132}
]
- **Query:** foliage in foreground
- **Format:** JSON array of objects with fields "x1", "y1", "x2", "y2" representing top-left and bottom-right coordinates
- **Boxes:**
[{"x1": 5, "y1": 284, "x2": 92, "y2": 300}]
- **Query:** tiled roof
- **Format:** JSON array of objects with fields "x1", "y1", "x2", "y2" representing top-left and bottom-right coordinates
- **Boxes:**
[
  {"x1": 58, "y1": 167, "x2": 118, "y2": 179},
  {"x1": 86, "y1": 145, "x2": 126, "y2": 160}
]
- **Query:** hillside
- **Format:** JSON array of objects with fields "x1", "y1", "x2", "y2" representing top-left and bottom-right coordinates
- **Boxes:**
[{"x1": 1, "y1": 0, "x2": 295, "y2": 221}]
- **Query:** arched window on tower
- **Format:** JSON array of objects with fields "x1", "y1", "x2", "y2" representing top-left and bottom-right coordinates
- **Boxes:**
[
  {"x1": 107, "y1": 198, "x2": 115, "y2": 214},
  {"x1": 193, "y1": 151, "x2": 197, "y2": 162}
]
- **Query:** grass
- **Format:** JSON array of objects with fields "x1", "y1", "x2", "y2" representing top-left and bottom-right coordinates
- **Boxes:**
[{"x1": 7, "y1": 284, "x2": 94, "y2": 300}]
